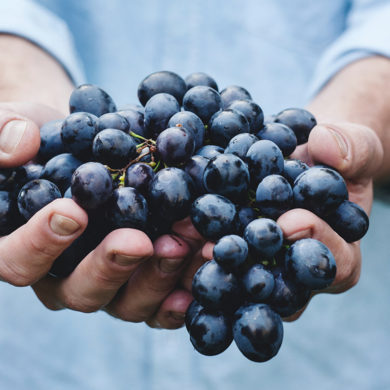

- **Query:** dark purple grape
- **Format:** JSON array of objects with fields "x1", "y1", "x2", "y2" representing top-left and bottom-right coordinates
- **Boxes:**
[
  {"x1": 71, "y1": 162, "x2": 113, "y2": 210},
  {"x1": 244, "y1": 218, "x2": 283, "y2": 259},
  {"x1": 242, "y1": 264, "x2": 275, "y2": 302},
  {"x1": 191, "y1": 194, "x2": 238, "y2": 240},
  {"x1": 283, "y1": 159, "x2": 309, "y2": 185},
  {"x1": 192, "y1": 259, "x2": 241, "y2": 312},
  {"x1": 213, "y1": 235, "x2": 248, "y2": 270},
  {"x1": 246, "y1": 140, "x2": 284, "y2": 187},
  {"x1": 256, "y1": 123, "x2": 297, "y2": 157},
  {"x1": 274, "y1": 108, "x2": 316, "y2": 145},
  {"x1": 220, "y1": 85, "x2": 252, "y2": 109},
  {"x1": 168, "y1": 111, "x2": 205, "y2": 149},
  {"x1": 285, "y1": 238, "x2": 336, "y2": 290},
  {"x1": 92, "y1": 128, "x2": 137, "y2": 169},
  {"x1": 97, "y1": 112, "x2": 129, "y2": 132},
  {"x1": 255, "y1": 174, "x2": 293, "y2": 219},
  {"x1": 236, "y1": 206, "x2": 257, "y2": 234},
  {"x1": 324, "y1": 200, "x2": 369, "y2": 243},
  {"x1": 0, "y1": 191, "x2": 19, "y2": 235},
  {"x1": 209, "y1": 109, "x2": 250, "y2": 147},
  {"x1": 149, "y1": 167, "x2": 194, "y2": 222},
  {"x1": 269, "y1": 268, "x2": 312, "y2": 317},
  {"x1": 228, "y1": 99, "x2": 264, "y2": 133},
  {"x1": 185, "y1": 72, "x2": 218, "y2": 91},
  {"x1": 144, "y1": 93, "x2": 180, "y2": 136},
  {"x1": 195, "y1": 144, "x2": 224, "y2": 159},
  {"x1": 185, "y1": 300, "x2": 203, "y2": 331},
  {"x1": 105, "y1": 187, "x2": 148, "y2": 230},
  {"x1": 40, "y1": 153, "x2": 83, "y2": 194},
  {"x1": 203, "y1": 153, "x2": 250, "y2": 203},
  {"x1": 69, "y1": 84, "x2": 116, "y2": 117},
  {"x1": 183, "y1": 155, "x2": 209, "y2": 195},
  {"x1": 0, "y1": 168, "x2": 15, "y2": 191},
  {"x1": 188, "y1": 307, "x2": 233, "y2": 356},
  {"x1": 138, "y1": 71, "x2": 187, "y2": 106},
  {"x1": 183, "y1": 86, "x2": 222, "y2": 124},
  {"x1": 224, "y1": 133, "x2": 258, "y2": 160},
  {"x1": 61, "y1": 112, "x2": 99, "y2": 160},
  {"x1": 233, "y1": 303, "x2": 283, "y2": 362},
  {"x1": 38, "y1": 119, "x2": 66, "y2": 163},
  {"x1": 17, "y1": 179, "x2": 61, "y2": 220},
  {"x1": 117, "y1": 108, "x2": 150, "y2": 138},
  {"x1": 156, "y1": 127, "x2": 195, "y2": 165},
  {"x1": 124, "y1": 163, "x2": 155, "y2": 198},
  {"x1": 11, "y1": 163, "x2": 44, "y2": 196},
  {"x1": 118, "y1": 104, "x2": 144, "y2": 114},
  {"x1": 293, "y1": 166, "x2": 348, "y2": 217}
]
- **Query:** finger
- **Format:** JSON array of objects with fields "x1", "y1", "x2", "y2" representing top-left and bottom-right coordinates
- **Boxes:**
[
  {"x1": 146, "y1": 289, "x2": 193, "y2": 329},
  {"x1": 34, "y1": 228, "x2": 154, "y2": 312},
  {"x1": 0, "y1": 198, "x2": 87, "y2": 286},
  {"x1": 277, "y1": 208, "x2": 361, "y2": 293},
  {"x1": 202, "y1": 242, "x2": 214, "y2": 260},
  {"x1": 0, "y1": 103, "x2": 63, "y2": 167},
  {"x1": 172, "y1": 216, "x2": 206, "y2": 251},
  {"x1": 106, "y1": 234, "x2": 191, "y2": 322},
  {"x1": 307, "y1": 123, "x2": 383, "y2": 180}
]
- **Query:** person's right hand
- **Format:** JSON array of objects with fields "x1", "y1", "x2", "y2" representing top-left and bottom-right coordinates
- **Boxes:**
[{"x1": 0, "y1": 102, "x2": 197, "y2": 329}]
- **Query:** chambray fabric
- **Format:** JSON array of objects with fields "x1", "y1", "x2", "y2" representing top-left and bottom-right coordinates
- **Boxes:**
[{"x1": 0, "y1": 1, "x2": 390, "y2": 389}]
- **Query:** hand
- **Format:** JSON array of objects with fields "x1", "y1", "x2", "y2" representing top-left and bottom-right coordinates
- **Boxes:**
[{"x1": 0, "y1": 102, "x2": 202, "y2": 329}]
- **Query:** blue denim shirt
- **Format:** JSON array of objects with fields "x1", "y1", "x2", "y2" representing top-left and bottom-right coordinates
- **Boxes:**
[{"x1": 0, "y1": 1, "x2": 390, "y2": 389}]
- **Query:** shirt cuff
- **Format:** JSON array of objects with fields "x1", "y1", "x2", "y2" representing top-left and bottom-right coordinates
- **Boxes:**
[
  {"x1": 0, "y1": 0, "x2": 85, "y2": 85},
  {"x1": 307, "y1": 1, "x2": 390, "y2": 100}
]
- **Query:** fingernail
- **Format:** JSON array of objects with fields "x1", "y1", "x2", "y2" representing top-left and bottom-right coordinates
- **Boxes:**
[
  {"x1": 170, "y1": 311, "x2": 186, "y2": 321},
  {"x1": 326, "y1": 127, "x2": 348, "y2": 158},
  {"x1": 286, "y1": 228, "x2": 312, "y2": 242},
  {"x1": 50, "y1": 213, "x2": 81, "y2": 236},
  {"x1": 113, "y1": 253, "x2": 144, "y2": 266},
  {"x1": 0, "y1": 120, "x2": 27, "y2": 153},
  {"x1": 159, "y1": 258, "x2": 184, "y2": 273}
]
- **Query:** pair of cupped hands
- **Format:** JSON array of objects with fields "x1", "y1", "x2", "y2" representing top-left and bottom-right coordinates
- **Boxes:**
[{"x1": 0, "y1": 101, "x2": 383, "y2": 328}]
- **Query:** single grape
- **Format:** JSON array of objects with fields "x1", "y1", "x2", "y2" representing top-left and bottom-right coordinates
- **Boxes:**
[
  {"x1": 283, "y1": 159, "x2": 309, "y2": 185},
  {"x1": 97, "y1": 112, "x2": 129, "y2": 132},
  {"x1": 256, "y1": 122, "x2": 297, "y2": 156},
  {"x1": 213, "y1": 235, "x2": 248, "y2": 270},
  {"x1": 242, "y1": 264, "x2": 275, "y2": 302},
  {"x1": 124, "y1": 163, "x2": 155, "y2": 198},
  {"x1": 224, "y1": 133, "x2": 258, "y2": 160},
  {"x1": 38, "y1": 119, "x2": 66, "y2": 163},
  {"x1": 228, "y1": 99, "x2": 264, "y2": 133},
  {"x1": 185, "y1": 72, "x2": 218, "y2": 91},
  {"x1": 117, "y1": 108, "x2": 150, "y2": 138},
  {"x1": 183, "y1": 155, "x2": 209, "y2": 195},
  {"x1": 220, "y1": 85, "x2": 252, "y2": 109}
]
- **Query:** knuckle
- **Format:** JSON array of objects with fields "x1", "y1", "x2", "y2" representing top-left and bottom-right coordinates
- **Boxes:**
[{"x1": 62, "y1": 294, "x2": 101, "y2": 313}]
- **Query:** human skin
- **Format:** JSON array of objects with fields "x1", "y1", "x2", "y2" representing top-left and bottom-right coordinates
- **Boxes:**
[{"x1": 0, "y1": 35, "x2": 388, "y2": 326}]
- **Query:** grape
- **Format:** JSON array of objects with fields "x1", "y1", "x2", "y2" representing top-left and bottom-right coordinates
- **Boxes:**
[
  {"x1": 156, "y1": 127, "x2": 195, "y2": 165},
  {"x1": 188, "y1": 307, "x2": 233, "y2": 356},
  {"x1": 195, "y1": 144, "x2": 224, "y2": 159},
  {"x1": 117, "y1": 108, "x2": 150, "y2": 138},
  {"x1": 0, "y1": 191, "x2": 19, "y2": 235},
  {"x1": 256, "y1": 122, "x2": 297, "y2": 156},
  {"x1": 274, "y1": 107, "x2": 317, "y2": 145},
  {"x1": 185, "y1": 300, "x2": 203, "y2": 331},
  {"x1": 242, "y1": 264, "x2": 275, "y2": 302},
  {"x1": 244, "y1": 218, "x2": 283, "y2": 259},
  {"x1": 283, "y1": 158, "x2": 309, "y2": 185},
  {"x1": 144, "y1": 93, "x2": 180, "y2": 136},
  {"x1": 220, "y1": 85, "x2": 252, "y2": 108},
  {"x1": 183, "y1": 155, "x2": 209, "y2": 195},
  {"x1": 124, "y1": 163, "x2": 155, "y2": 198},
  {"x1": 213, "y1": 235, "x2": 248, "y2": 270},
  {"x1": 224, "y1": 133, "x2": 258, "y2": 160},
  {"x1": 285, "y1": 238, "x2": 337, "y2": 289},
  {"x1": 255, "y1": 174, "x2": 293, "y2": 219},
  {"x1": 209, "y1": 109, "x2": 250, "y2": 147},
  {"x1": 138, "y1": 70, "x2": 187, "y2": 106},
  {"x1": 17, "y1": 179, "x2": 61, "y2": 220},
  {"x1": 185, "y1": 72, "x2": 218, "y2": 91},
  {"x1": 97, "y1": 112, "x2": 129, "y2": 132},
  {"x1": 71, "y1": 162, "x2": 113, "y2": 209},
  {"x1": 203, "y1": 153, "x2": 250, "y2": 203},
  {"x1": 92, "y1": 129, "x2": 137, "y2": 169},
  {"x1": 183, "y1": 86, "x2": 222, "y2": 123},
  {"x1": 69, "y1": 84, "x2": 116, "y2": 117},
  {"x1": 192, "y1": 259, "x2": 241, "y2": 312},
  {"x1": 227, "y1": 99, "x2": 264, "y2": 133},
  {"x1": 190, "y1": 194, "x2": 238, "y2": 240},
  {"x1": 38, "y1": 119, "x2": 66, "y2": 163},
  {"x1": 40, "y1": 153, "x2": 83, "y2": 194},
  {"x1": 233, "y1": 303, "x2": 283, "y2": 362}
]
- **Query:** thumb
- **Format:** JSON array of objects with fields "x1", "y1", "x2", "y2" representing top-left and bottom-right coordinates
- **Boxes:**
[
  {"x1": 0, "y1": 102, "x2": 63, "y2": 167},
  {"x1": 307, "y1": 123, "x2": 384, "y2": 180}
]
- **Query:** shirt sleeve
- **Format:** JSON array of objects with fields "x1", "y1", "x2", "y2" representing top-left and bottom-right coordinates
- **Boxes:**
[
  {"x1": 0, "y1": 0, "x2": 85, "y2": 85},
  {"x1": 307, "y1": 0, "x2": 390, "y2": 99}
]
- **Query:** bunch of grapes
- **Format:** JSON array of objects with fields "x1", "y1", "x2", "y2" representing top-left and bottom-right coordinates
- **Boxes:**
[{"x1": 0, "y1": 71, "x2": 369, "y2": 362}]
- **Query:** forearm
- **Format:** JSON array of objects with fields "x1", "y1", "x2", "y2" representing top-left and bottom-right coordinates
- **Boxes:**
[
  {"x1": 307, "y1": 56, "x2": 390, "y2": 179},
  {"x1": 0, "y1": 34, "x2": 74, "y2": 115}
]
